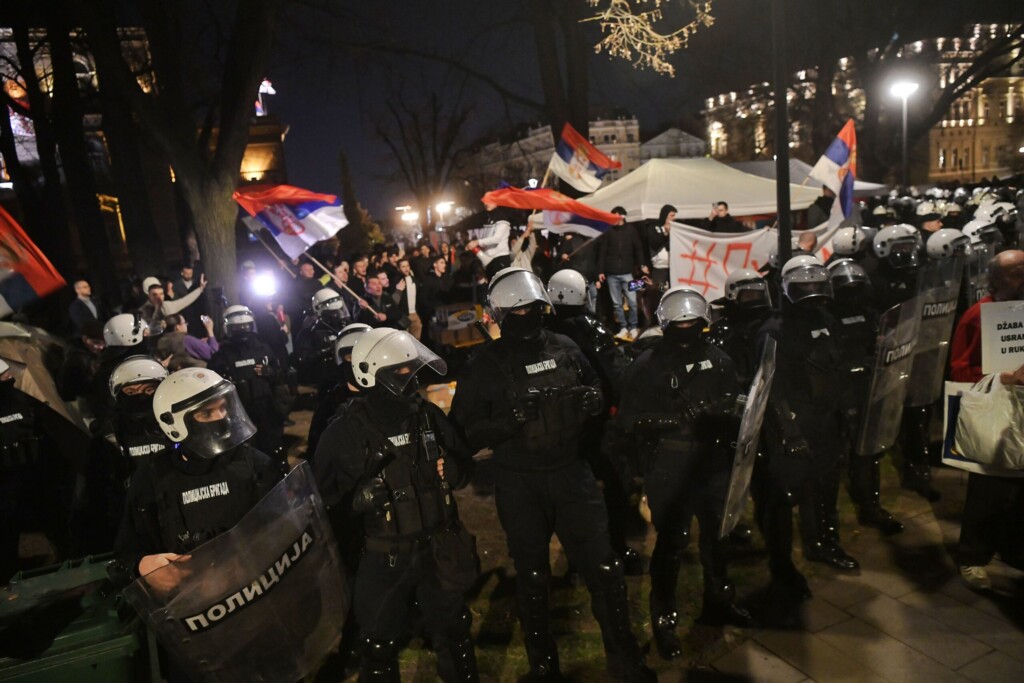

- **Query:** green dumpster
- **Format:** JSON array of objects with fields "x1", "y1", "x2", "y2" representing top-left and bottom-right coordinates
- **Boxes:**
[{"x1": 0, "y1": 554, "x2": 155, "y2": 682}]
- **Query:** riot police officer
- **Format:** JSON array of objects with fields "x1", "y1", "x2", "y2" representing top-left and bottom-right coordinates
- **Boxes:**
[
  {"x1": 616, "y1": 287, "x2": 752, "y2": 659},
  {"x1": 756, "y1": 256, "x2": 850, "y2": 606},
  {"x1": 306, "y1": 322, "x2": 371, "y2": 458},
  {"x1": 94, "y1": 313, "x2": 152, "y2": 425},
  {"x1": 108, "y1": 356, "x2": 171, "y2": 466},
  {"x1": 293, "y1": 288, "x2": 352, "y2": 392},
  {"x1": 451, "y1": 267, "x2": 654, "y2": 682},
  {"x1": 208, "y1": 305, "x2": 287, "y2": 458},
  {"x1": 313, "y1": 329, "x2": 478, "y2": 682},
  {"x1": 708, "y1": 268, "x2": 773, "y2": 387},
  {"x1": 545, "y1": 269, "x2": 641, "y2": 574},
  {"x1": 1, "y1": 359, "x2": 86, "y2": 579},
  {"x1": 827, "y1": 260, "x2": 903, "y2": 536},
  {"x1": 113, "y1": 367, "x2": 281, "y2": 581}
]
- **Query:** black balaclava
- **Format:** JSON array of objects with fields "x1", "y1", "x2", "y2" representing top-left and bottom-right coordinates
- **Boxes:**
[
  {"x1": 501, "y1": 302, "x2": 544, "y2": 341},
  {"x1": 663, "y1": 320, "x2": 704, "y2": 347}
]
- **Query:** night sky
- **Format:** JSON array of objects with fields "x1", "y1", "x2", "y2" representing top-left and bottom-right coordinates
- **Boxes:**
[{"x1": 264, "y1": 0, "x2": 1017, "y2": 223}]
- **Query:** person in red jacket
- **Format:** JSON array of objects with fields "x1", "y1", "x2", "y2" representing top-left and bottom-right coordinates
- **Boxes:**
[{"x1": 949, "y1": 249, "x2": 1024, "y2": 590}]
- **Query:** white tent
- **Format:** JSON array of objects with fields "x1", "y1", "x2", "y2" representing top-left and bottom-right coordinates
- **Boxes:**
[
  {"x1": 728, "y1": 159, "x2": 887, "y2": 197},
  {"x1": 578, "y1": 157, "x2": 824, "y2": 222}
]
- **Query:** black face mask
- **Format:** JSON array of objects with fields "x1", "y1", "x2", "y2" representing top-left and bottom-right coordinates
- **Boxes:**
[
  {"x1": 501, "y1": 305, "x2": 543, "y2": 340},
  {"x1": 664, "y1": 323, "x2": 703, "y2": 346},
  {"x1": 0, "y1": 377, "x2": 15, "y2": 394},
  {"x1": 120, "y1": 393, "x2": 154, "y2": 420},
  {"x1": 400, "y1": 375, "x2": 420, "y2": 398},
  {"x1": 187, "y1": 418, "x2": 235, "y2": 459}
]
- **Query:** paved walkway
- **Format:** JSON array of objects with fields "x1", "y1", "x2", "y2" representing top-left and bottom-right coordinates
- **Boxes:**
[{"x1": 701, "y1": 466, "x2": 1024, "y2": 683}]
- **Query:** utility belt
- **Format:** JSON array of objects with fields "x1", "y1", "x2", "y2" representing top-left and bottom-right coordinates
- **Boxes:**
[
  {"x1": 365, "y1": 519, "x2": 479, "y2": 593},
  {"x1": 364, "y1": 531, "x2": 439, "y2": 556}
]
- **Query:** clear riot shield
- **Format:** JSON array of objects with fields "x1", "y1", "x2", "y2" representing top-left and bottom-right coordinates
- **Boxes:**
[
  {"x1": 719, "y1": 337, "x2": 776, "y2": 539},
  {"x1": 854, "y1": 297, "x2": 922, "y2": 456},
  {"x1": 123, "y1": 462, "x2": 349, "y2": 683},
  {"x1": 964, "y1": 244, "x2": 994, "y2": 305},
  {"x1": 906, "y1": 257, "x2": 964, "y2": 407}
]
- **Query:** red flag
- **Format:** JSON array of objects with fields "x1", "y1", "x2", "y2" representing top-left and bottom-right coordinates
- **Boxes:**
[
  {"x1": 481, "y1": 187, "x2": 620, "y2": 225},
  {"x1": 0, "y1": 206, "x2": 66, "y2": 317},
  {"x1": 233, "y1": 184, "x2": 339, "y2": 217}
]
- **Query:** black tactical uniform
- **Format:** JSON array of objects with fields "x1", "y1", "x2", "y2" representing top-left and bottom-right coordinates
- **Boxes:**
[
  {"x1": 755, "y1": 302, "x2": 847, "y2": 600},
  {"x1": 114, "y1": 443, "x2": 281, "y2": 573},
  {"x1": 451, "y1": 319, "x2": 651, "y2": 682},
  {"x1": 292, "y1": 317, "x2": 341, "y2": 393},
  {"x1": 546, "y1": 303, "x2": 641, "y2": 573},
  {"x1": 707, "y1": 299, "x2": 772, "y2": 387},
  {"x1": 831, "y1": 288, "x2": 904, "y2": 535},
  {"x1": 1, "y1": 383, "x2": 84, "y2": 579},
  {"x1": 313, "y1": 390, "x2": 478, "y2": 683},
  {"x1": 209, "y1": 333, "x2": 287, "y2": 457},
  {"x1": 616, "y1": 329, "x2": 750, "y2": 658}
]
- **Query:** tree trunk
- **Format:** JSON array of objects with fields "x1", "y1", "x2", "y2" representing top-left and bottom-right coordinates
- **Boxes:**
[
  {"x1": 181, "y1": 176, "x2": 240, "y2": 304},
  {"x1": 47, "y1": 7, "x2": 119, "y2": 296},
  {"x1": 99, "y1": 92, "x2": 166, "y2": 276}
]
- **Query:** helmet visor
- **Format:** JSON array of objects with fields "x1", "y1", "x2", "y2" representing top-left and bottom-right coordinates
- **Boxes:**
[
  {"x1": 783, "y1": 266, "x2": 833, "y2": 302},
  {"x1": 361, "y1": 335, "x2": 447, "y2": 394},
  {"x1": 828, "y1": 261, "x2": 868, "y2": 290},
  {"x1": 488, "y1": 270, "x2": 553, "y2": 322},
  {"x1": 733, "y1": 280, "x2": 771, "y2": 307},
  {"x1": 180, "y1": 382, "x2": 256, "y2": 458},
  {"x1": 887, "y1": 238, "x2": 920, "y2": 269},
  {"x1": 657, "y1": 290, "x2": 709, "y2": 328}
]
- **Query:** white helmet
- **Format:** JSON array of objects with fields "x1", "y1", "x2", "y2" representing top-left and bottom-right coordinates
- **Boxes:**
[
  {"x1": 915, "y1": 200, "x2": 939, "y2": 218},
  {"x1": 153, "y1": 368, "x2": 255, "y2": 458},
  {"x1": 142, "y1": 276, "x2": 162, "y2": 293},
  {"x1": 351, "y1": 328, "x2": 446, "y2": 393},
  {"x1": 334, "y1": 322, "x2": 372, "y2": 365},
  {"x1": 724, "y1": 268, "x2": 770, "y2": 307},
  {"x1": 656, "y1": 287, "x2": 710, "y2": 329},
  {"x1": 926, "y1": 228, "x2": 971, "y2": 260},
  {"x1": 872, "y1": 225, "x2": 921, "y2": 263},
  {"x1": 781, "y1": 255, "x2": 832, "y2": 303},
  {"x1": 224, "y1": 304, "x2": 257, "y2": 334},
  {"x1": 974, "y1": 201, "x2": 1015, "y2": 221},
  {"x1": 827, "y1": 258, "x2": 869, "y2": 291},
  {"x1": 487, "y1": 267, "x2": 552, "y2": 322},
  {"x1": 312, "y1": 288, "x2": 351, "y2": 327},
  {"x1": 547, "y1": 269, "x2": 588, "y2": 307},
  {"x1": 832, "y1": 227, "x2": 868, "y2": 255},
  {"x1": 103, "y1": 313, "x2": 146, "y2": 347},
  {"x1": 108, "y1": 355, "x2": 168, "y2": 398},
  {"x1": 962, "y1": 218, "x2": 1003, "y2": 246}
]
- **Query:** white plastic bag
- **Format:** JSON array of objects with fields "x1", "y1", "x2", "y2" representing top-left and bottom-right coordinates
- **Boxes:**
[{"x1": 954, "y1": 374, "x2": 1024, "y2": 469}]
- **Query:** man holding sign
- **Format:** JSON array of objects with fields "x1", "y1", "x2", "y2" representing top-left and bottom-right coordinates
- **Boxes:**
[{"x1": 949, "y1": 249, "x2": 1024, "y2": 590}]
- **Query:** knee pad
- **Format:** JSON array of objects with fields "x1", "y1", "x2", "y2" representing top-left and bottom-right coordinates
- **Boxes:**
[{"x1": 596, "y1": 552, "x2": 625, "y2": 586}]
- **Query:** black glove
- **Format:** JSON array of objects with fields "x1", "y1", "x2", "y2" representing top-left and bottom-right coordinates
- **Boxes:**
[
  {"x1": 352, "y1": 477, "x2": 391, "y2": 514},
  {"x1": 578, "y1": 386, "x2": 602, "y2": 416},
  {"x1": 512, "y1": 393, "x2": 541, "y2": 424},
  {"x1": 784, "y1": 437, "x2": 812, "y2": 459}
]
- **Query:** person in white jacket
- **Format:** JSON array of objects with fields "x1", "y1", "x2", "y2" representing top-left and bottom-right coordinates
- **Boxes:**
[{"x1": 467, "y1": 204, "x2": 513, "y2": 278}]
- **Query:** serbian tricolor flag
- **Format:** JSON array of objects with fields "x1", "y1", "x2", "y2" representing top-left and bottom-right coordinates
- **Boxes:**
[
  {"x1": 234, "y1": 184, "x2": 349, "y2": 259},
  {"x1": 809, "y1": 119, "x2": 857, "y2": 230},
  {"x1": 0, "y1": 206, "x2": 66, "y2": 318},
  {"x1": 548, "y1": 123, "x2": 622, "y2": 193},
  {"x1": 482, "y1": 187, "x2": 620, "y2": 237}
]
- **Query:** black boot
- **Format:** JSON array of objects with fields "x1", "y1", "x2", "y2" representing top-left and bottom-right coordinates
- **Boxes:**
[
  {"x1": 648, "y1": 535, "x2": 686, "y2": 660},
  {"x1": 804, "y1": 466, "x2": 859, "y2": 571},
  {"x1": 700, "y1": 577, "x2": 755, "y2": 627},
  {"x1": 849, "y1": 454, "x2": 903, "y2": 535},
  {"x1": 900, "y1": 407, "x2": 940, "y2": 501},
  {"x1": 516, "y1": 569, "x2": 565, "y2": 682},
  {"x1": 591, "y1": 554, "x2": 657, "y2": 682},
  {"x1": 727, "y1": 521, "x2": 754, "y2": 545},
  {"x1": 359, "y1": 638, "x2": 400, "y2": 683},
  {"x1": 436, "y1": 609, "x2": 479, "y2": 683}
]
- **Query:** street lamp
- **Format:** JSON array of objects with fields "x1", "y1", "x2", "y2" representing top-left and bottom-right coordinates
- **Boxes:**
[
  {"x1": 890, "y1": 80, "x2": 919, "y2": 188},
  {"x1": 435, "y1": 201, "x2": 453, "y2": 228}
]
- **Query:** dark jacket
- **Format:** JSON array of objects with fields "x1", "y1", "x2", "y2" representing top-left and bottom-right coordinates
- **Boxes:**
[
  {"x1": 704, "y1": 215, "x2": 746, "y2": 234},
  {"x1": 597, "y1": 223, "x2": 645, "y2": 276},
  {"x1": 69, "y1": 298, "x2": 107, "y2": 337}
]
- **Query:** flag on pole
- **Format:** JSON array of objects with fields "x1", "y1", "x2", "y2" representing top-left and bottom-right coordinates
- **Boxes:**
[
  {"x1": 482, "y1": 187, "x2": 621, "y2": 228},
  {"x1": 234, "y1": 185, "x2": 349, "y2": 259},
  {"x1": 548, "y1": 123, "x2": 622, "y2": 193},
  {"x1": 808, "y1": 119, "x2": 857, "y2": 229},
  {"x1": 0, "y1": 206, "x2": 66, "y2": 318},
  {"x1": 531, "y1": 211, "x2": 614, "y2": 237}
]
